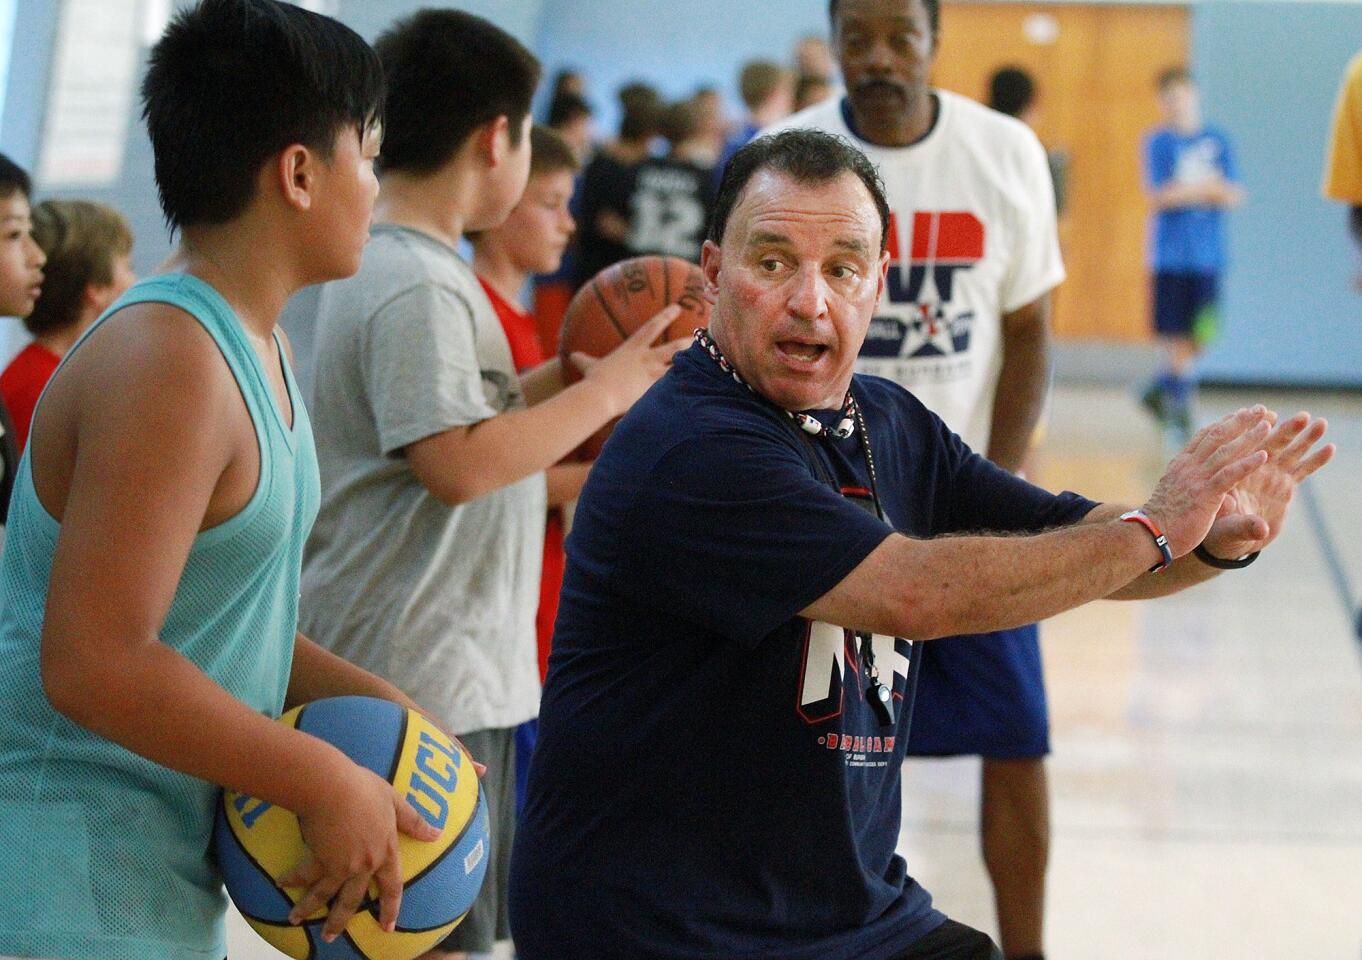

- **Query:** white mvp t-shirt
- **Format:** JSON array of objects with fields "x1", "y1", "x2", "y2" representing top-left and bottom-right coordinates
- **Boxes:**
[{"x1": 764, "y1": 90, "x2": 1064, "y2": 452}]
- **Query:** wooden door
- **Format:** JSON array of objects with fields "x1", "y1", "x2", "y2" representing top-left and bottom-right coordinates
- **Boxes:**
[{"x1": 932, "y1": 3, "x2": 1189, "y2": 341}]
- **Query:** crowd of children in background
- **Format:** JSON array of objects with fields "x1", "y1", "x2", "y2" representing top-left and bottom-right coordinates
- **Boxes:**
[{"x1": 532, "y1": 40, "x2": 837, "y2": 352}]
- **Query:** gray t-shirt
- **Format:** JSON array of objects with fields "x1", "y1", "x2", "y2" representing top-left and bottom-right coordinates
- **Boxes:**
[{"x1": 300, "y1": 224, "x2": 546, "y2": 734}]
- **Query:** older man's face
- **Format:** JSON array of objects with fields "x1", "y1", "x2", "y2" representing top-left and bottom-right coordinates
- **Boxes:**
[
  {"x1": 836, "y1": 0, "x2": 935, "y2": 130},
  {"x1": 702, "y1": 169, "x2": 887, "y2": 412}
]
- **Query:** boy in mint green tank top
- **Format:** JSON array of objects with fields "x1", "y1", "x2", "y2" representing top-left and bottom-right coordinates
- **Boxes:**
[{"x1": 0, "y1": 3, "x2": 448, "y2": 958}]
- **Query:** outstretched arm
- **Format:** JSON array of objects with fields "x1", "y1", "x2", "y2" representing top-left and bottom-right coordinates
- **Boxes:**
[{"x1": 802, "y1": 407, "x2": 1332, "y2": 637}]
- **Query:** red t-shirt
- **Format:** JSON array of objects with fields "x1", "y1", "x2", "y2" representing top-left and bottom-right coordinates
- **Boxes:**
[
  {"x1": 0, "y1": 342, "x2": 61, "y2": 451},
  {"x1": 479, "y1": 277, "x2": 567, "y2": 683}
]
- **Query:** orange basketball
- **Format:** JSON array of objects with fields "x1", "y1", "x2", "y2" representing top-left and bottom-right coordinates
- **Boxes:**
[{"x1": 559, "y1": 256, "x2": 710, "y2": 459}]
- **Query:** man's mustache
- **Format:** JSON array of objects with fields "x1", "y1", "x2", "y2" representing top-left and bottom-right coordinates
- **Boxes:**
[{"x1": 852, "y1": 79, "x2": 909, "y2": 97}]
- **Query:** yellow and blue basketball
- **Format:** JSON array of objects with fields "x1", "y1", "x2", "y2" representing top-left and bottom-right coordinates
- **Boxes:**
[{"x1": 214, "y1": 696, "x2": 489, "y2": 960}]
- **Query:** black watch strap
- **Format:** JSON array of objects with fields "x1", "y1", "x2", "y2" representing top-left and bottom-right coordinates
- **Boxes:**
[{"x1": 1193, "y1": 543, "x2": 1259, "y2": 569}]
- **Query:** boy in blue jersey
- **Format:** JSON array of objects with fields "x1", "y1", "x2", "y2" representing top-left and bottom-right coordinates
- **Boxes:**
[
  {"x1": 1140, "y1": 67, "x2": 1244, "y2": 438},
  {"x1": 0, "y1": 3, "x2": 451, "y2": 958}
]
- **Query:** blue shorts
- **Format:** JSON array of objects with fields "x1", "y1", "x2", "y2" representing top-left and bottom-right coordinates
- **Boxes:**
[
  {"x1": 904, "y1": 624, "x2": 1049, "y2": 760},
  {"x1": 1153, "y1": 271, "x2": 1219, "y2": 341}
]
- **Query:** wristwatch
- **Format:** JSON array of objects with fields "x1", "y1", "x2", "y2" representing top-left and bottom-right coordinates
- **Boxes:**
[{"x1": 1192, "y1": 543, "x2": 1259, "y2": 569}]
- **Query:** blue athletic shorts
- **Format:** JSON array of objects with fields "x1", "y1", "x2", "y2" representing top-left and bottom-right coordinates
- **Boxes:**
[
  {"x1": 1153, "y1": 271, "x2": 1219, "y2": 342},
  {"x1": 904, "y1": 623, "x2": 1049, "y2": 760}
]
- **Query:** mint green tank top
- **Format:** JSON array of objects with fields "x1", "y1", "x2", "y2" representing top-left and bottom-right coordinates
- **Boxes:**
[{"x1": 0, "y1": 273, "x2": 320, "y2": 960}]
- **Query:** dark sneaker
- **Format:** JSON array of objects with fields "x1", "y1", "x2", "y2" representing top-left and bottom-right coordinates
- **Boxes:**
[
  {"x1": 1139, "y1": 383, "x2": 1169, "y2": 424},
  {"x1": 1171, "y1": 408, "x2": 1194, "y2": 443}
]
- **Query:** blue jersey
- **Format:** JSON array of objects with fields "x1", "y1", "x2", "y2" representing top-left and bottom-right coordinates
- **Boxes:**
[
  {"x1": 510, "y1": 344, "x2": 1096, "y2": 960},
  {"x1": 1144, "y1": 125, "x2": 1239, "y2": 274}
]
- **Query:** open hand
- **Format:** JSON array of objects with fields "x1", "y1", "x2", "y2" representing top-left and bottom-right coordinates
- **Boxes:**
[
  {"x1": 577, "y1": 304, "x2": 691, "y2": 417},
  {"x1": 1143, "y1": 406, "x2": 1275, "y2": 556},
  {"x1": 1198, "y1": 411, "x2": 1334, "y2": 561}
]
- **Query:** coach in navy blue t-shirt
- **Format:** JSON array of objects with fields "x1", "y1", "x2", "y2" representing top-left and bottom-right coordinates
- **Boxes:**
[{"x1": 509, "y1": 129, "x2": 1331, "y2": 960}]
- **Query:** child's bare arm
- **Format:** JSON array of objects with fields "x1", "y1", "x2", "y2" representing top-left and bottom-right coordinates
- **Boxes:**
[
  {"x1": 519, "y1": 355, "x2": 568, "y2": 406},
  {"x1": 38, "y1": 306, "x2": 435, "y2": 937},
  {"x1": 285, "y1": 633, "x2": 415, "y2": 712},
  {"x1": 405, "y1": 306, "x2": 687, "y2": 505},
  {"x1": 547, "y1": 462, "x2": 593, "y2": 507}
]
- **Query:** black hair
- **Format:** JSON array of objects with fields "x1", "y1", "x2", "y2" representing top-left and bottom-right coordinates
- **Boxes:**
[
  {"x1": 550, "y1": 68, "x2": 584, "y2": 101},
  {"x1": 1157, "y1": 66, "x2": 1191, "y2": 92},
  {"x1": 617, "y1": 82, "x2": 663, "y2": 143},
  {"x1": 376, "y1": 9, "x2": 541, "y2": 175},
  {"x1": 0, "y1": 153, "x2": 31, "y2": 201},
  {"x1": 141, "y1": 0, "x2": 383, "y2": 231},
  {"x1": 830, "y1": 0, "x2": 940, "y2": 36},
  {"x1": 548, "y1": 92, "x2": 593, "y2": 129},
  {"x1": 709, "y1": 129, "x2": 890, "y2": 251},
  {"x1": 988, "y1": 66, "x2": 1035, "y2": 119},
  {"x1": 658, "y1": 101, "x2": 700, "y2": 146}
]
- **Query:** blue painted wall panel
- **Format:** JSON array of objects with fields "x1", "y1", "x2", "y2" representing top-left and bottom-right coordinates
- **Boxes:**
[
  {"x1": 533, "y1": 0, "x2": 827, "y2": 133},
  {"x1": 1195, "y1": 3, "x2": 1362, "y2": 386}
]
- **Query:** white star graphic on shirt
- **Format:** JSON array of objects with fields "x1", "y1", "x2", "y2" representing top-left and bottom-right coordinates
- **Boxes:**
[{"x1": 900, "y1": 302, "x2": 957, "y2": 357}]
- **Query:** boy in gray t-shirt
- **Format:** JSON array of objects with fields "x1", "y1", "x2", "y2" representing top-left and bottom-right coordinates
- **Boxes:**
[
  {"x1": 303, "y1": 223, "x2": 546, "y2": 743},
  {"x1": 300, "y1": 11, "x2": 685, "y2": 958}
]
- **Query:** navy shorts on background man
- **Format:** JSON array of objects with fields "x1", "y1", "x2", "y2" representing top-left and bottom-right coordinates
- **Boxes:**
[{"x1": 905, "y1": 623, "x2": 1049, "y2": 759}]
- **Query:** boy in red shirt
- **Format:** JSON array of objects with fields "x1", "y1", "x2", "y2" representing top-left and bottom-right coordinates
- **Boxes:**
[
  {"x1": 0, "y1": 200, "x2": 135, "y2": 449},
  {"x1": 471, "y1": 125, "x2": 589, "y2": 811},
  {"x1": 473, "y1": 125, "x2": 589, "y2": 680}
]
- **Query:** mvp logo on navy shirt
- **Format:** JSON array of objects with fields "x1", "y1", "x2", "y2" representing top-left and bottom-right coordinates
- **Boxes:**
[{"x1": 797, "y1": 620, "x2": 914, "y2": 723}]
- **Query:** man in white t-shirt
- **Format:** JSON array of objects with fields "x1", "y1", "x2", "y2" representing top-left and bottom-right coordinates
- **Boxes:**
[{"x1": 764, "y1": 2, "x2": 1062, "y2": 958}]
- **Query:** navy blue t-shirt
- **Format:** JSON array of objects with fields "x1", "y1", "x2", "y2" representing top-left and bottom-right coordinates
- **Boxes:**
[{"x1": 509, "y1": 344, "x2": 1096, "y2": 960}]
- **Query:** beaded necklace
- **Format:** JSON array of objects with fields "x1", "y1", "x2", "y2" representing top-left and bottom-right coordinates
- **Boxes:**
[
  {"x1": 693, "y1": 328, "x2": 857, "y2": 440},
  {"x1": 693, "y1": 327, "x2": 895, "y2": 727}
]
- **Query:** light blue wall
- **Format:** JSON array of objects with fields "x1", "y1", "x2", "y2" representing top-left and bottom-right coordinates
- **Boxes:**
[
  {"x1": 0, "y1": 0, "x2": 17, "y2": 135},
  {"x1": 0, "y1": 0, "x2": 817, "y2": 273},
  {"x1": 532, "y1": 0, "x2": 827, "y2": 132},
  {"x1": 0, "y1": 0, "x2": 59, "y2": 175},
  {"x1": 338, "y1": 0, "x2": 545, "y2": 46},
  {"x1": 1195, "y1": 3, "x2": 1362, "y2": 387}
]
